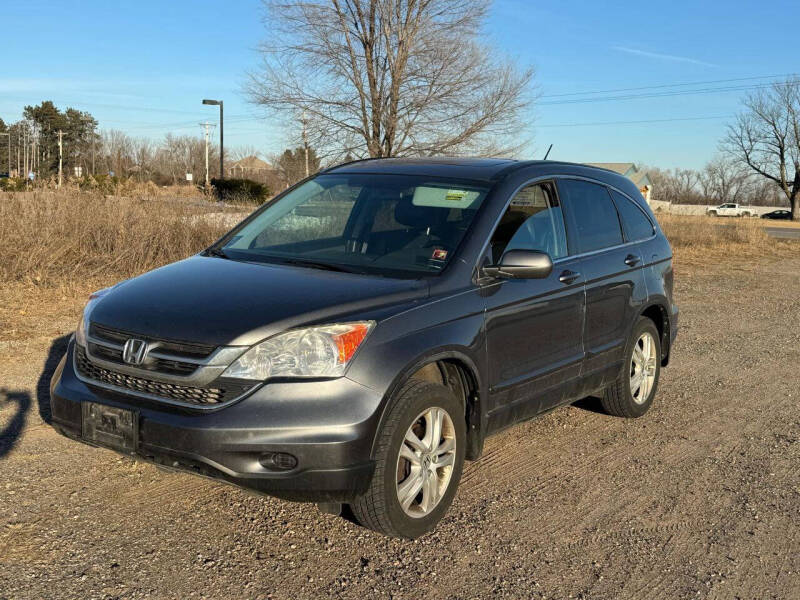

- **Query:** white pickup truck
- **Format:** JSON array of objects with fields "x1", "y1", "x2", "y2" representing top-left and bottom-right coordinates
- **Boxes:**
[{"x1": 706, "y1": 203, "x2": 756, "y2": 217}]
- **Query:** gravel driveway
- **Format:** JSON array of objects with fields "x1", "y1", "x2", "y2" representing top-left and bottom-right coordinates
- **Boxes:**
[{"x1": 1, "y1": 258, "x2": 799, "y2": 599}]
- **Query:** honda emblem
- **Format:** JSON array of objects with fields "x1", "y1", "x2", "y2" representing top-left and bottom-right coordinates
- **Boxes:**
[{"x1": 122, "y1": 338, "x2": 148, "y2": 365}]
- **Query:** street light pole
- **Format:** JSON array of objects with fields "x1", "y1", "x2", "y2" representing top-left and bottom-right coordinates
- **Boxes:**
[{"x1": 202, "y1": 99, "x2": 224, "y2": 180}]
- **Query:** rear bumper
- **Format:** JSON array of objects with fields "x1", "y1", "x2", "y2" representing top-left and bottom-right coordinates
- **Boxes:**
[{"x1": 49, "y1": 340, "x2": 381, "y2": 502}]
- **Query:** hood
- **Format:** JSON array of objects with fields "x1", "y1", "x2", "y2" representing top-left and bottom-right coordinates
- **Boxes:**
[{"x1": 89, "y1": 256, "x2": 429, "y2": 346}]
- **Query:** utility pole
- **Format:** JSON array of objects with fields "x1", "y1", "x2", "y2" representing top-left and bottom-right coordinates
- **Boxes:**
[
  {"x1": 200, "y1": 121, "x2": 214, "y2": 187},
  {"x1": 302, "y1": 111, "x2": 309, "y2": 178},
  {"x1": 57, "y1": 130, "x2": 63, "y2": 188}
]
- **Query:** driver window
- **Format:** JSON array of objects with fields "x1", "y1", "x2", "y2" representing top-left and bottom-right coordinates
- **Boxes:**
[{"x1": 490, "y1": 182, "x2": 567, "y2": 262}]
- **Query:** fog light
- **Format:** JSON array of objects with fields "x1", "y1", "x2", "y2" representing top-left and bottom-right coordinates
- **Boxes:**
[{"x1": 259, "y1": 452, "x2": 298, "y2": 471}]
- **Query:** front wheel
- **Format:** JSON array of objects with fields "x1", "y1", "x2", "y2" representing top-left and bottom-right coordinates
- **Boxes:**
[
  {"x1": 349, "y1": 379, "x2": 466, "y2": 539},
  {"x1": 601, "y1": 317, "x2": 662, "y2": 418}
]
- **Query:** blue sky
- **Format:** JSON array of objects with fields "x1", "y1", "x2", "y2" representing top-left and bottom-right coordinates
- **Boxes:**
[{"x1": 2, "y1": 0, "x2": 797, "y2": 168}]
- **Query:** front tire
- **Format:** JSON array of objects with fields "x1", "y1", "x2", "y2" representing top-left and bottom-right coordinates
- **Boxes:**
[
  {"x1": 601, "y1": 317, "x2": 661, "y2": 418},
  {"x1": 349, "y1": 379, "x2": 466, "y2": 539}
]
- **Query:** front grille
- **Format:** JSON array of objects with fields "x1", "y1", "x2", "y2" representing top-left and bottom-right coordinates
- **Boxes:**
[
  {"x1": 75, "y1": 346, "x2": 253, "y2": 407},
  {"x1": 88, "y1": 342, "x2": 198, "y2": 375},
  {"x1": 90, "y1": 323, "x2": 216, "y2": 358},
  {"x1": 88, "y1": 322, "x2": 216, "y2": 375}
]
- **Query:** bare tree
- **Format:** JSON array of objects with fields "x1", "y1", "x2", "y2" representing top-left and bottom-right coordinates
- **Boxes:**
[
  {"x1": 101, "y1": 130, "x2": 134, "y2": 176},
  {"x1": 723, "y1": 77, "x2": 800, "y2": 219},
  {"x1": 230, "y1": 145, "x2": 263, "y2": 162},
  {"x1": 158, "y1": 134, "x2": 215, "y2": 185},
  {"x1": 132, "y1": 138, "x2": 154, "y2": 181},
  {"x1": 248, "y1": 0, "x2": 533, "y2": 159},
  {"x1": 647, "y1": 166, "x2": 704, "y2": 205},
  {"x1": 699, "y1": 156, "x2": 753, "y2": 205}
]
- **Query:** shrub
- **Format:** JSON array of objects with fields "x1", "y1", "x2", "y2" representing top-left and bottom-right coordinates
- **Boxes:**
[
  {"x1": 0, "y1": 177, "x2": 28, "y2": 192},
  {"x1": 211, "y1": 178, "x2": 270, "y2": 204}
]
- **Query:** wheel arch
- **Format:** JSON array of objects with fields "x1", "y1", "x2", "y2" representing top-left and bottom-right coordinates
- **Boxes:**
[
  {"x1": 370, "y1": 349, "x2": 486, "y2": 461},
  {"x1": 639, "y1": 302, "x2": 672, "y2": 366}
]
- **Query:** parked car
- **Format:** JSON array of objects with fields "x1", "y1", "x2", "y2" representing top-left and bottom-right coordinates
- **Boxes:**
[
  {"x1": 49, "y1": 158, "x2": 678, "y2": 538},
  {"x1": 761, "y1": 209, "x2": 792, "y2": 220},
  {"x1": 706, "y1": 203, "x2": 756, "y2": 217}
]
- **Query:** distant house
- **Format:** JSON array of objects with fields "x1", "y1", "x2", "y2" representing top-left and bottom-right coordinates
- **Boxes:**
[
  {"x1": 227, "y1": 156, "x2": 273, "y2": 180},
  {"x1": 585, "y1": 162, "x2": 653, "y2": 202}
]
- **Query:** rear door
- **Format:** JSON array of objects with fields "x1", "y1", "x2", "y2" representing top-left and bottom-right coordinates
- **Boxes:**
[
  {"x1": 483, "y1": 181, "x2": 585, "y2": 431},
  {"x1": 557, "y1": 178, "x2": 648, "y2": 395}
]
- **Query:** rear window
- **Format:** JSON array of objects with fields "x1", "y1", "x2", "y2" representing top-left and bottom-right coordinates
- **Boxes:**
[
  {"x1": 610, "y1": 190, "x2": 655, "y2": 242},
  {"x1": 558, "y1": 179, "x2": 623, "y2": 253}
]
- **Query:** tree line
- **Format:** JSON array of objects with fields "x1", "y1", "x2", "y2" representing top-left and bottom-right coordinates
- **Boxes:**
[
  {"x1": 0, "y1": 102, "x2": 321, "y2": 190},
  {"x1": 647, "y1": 157, "x2": 787, "y2": 207}
]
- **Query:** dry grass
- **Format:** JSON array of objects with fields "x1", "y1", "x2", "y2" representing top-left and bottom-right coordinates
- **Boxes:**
[
  {"x1": 655, "y1": 213, "x2": 777, "y2": 260},
  {"x1": 0, "y1": 190, "x2": 230, "y2": 287},
  {"x1": 0, "y1": 190, "x2": 790, "y2": 288}
]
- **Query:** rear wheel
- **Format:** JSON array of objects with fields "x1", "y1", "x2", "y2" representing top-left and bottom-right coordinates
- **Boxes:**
[
  {"x1": 349, "y1": 379, "x2": 465, "y2": 539},
  {"x1": 601, "y1": 317, "x2": 661, "y2": 418}
]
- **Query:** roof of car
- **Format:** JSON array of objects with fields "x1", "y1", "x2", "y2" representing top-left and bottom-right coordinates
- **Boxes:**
[{"x1": 323, "y1": 157, "x2": 625, "y2": 183}]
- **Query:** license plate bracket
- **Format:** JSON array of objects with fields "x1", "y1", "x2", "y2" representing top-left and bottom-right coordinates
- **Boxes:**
[{"x1": 82, "y1": 402, "x2": 138, "y2": 452}]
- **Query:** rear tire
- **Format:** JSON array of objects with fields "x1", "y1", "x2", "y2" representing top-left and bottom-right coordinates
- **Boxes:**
[
  {"x1": 349, "y1": 379, "x2": 466, "y2": 539},
  {"x1": 601, "y1": 317, "x2": 661, "y2": 418}
]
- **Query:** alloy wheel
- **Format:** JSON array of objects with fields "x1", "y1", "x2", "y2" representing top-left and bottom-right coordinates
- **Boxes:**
[
  {"x1": 630, "y1": 332, "x2": 657, "y2": 404},
  {"x1": 395, "y1": 407, "x2": 456, "y2": 518}
]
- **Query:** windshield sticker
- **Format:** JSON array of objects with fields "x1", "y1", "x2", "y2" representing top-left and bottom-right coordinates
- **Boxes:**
[
  {"x1": 445, "y1": 190, "x2": 466, "y2": 202},
  {"x1": 412, "y1": 186, "x2": 481, "y2": 209},
  {"x1": 511, "y1": 186, "x2": 549, "y2": 208},
  {"x1": 431, "y1": 248, "x2": 448, "y2": 261}
]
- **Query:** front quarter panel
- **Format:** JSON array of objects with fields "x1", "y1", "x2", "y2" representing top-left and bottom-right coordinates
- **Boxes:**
[{"x1": 345, "y1": 287, "x2": 488, "y2": 446}]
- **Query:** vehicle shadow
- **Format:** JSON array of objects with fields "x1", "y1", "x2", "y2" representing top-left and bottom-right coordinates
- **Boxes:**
[
  {"x1": 36, "y1": 334, "x2": 71, "y2": 424},
  {"x1": 571, "y1": 395, "x2": 607, "y2": 415},
  {"x1": 0, "y1": 389, "x2": 31, "y2": 458}
]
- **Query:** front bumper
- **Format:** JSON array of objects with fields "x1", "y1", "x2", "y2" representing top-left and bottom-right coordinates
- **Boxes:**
[{"x1": 50, "y1": 340, "x2": 380, "y2": 502}]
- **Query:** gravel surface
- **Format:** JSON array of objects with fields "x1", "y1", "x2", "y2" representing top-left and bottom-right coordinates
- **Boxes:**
[{"x1": 1, "y1": 258, "x2": 799, "y2": 599}]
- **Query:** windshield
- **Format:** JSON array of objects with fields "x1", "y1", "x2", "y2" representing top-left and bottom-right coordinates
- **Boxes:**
[{"x1": 218, "y1": 173, "x2": 489, "y2": 277}]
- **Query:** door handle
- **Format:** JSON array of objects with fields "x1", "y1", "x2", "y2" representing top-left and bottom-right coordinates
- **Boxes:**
[
  {"x1": 558, "y1": 269, "x2": 580, "y2": 285},
  {"x1": 624, "y1": 254, "x2": 641, "y2": 267}
]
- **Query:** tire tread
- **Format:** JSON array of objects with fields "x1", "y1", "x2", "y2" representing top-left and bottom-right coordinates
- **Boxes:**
[
  {"x1": 601, "y1": 317, "x2": 661, "y2": 418},
  {"x1": 350, "y1": 379, "x2": 457, "y2": 538}
]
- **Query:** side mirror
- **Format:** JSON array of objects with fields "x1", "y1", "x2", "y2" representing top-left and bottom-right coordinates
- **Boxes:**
[{"x1": 482, "y1": 249, "x2": 553, "y2": 279}]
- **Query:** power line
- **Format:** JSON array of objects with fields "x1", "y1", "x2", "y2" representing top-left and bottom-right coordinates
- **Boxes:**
[
  {"x1": 540, "y1": 73, "x2": 795, "y2": 98},
  {"x1": 540, "y1": 81, "x2": 796, "y2": 106},
  {"x1": 537, "y1": 115, "x2": 731, "y2": 128},
  {"x1": 6, "y1": 73, "x2": 792, "y2": 124}
]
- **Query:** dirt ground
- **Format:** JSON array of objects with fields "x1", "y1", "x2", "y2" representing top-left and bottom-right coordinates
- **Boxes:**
[{"x1": 1, "y1": 257, "x2": 799, "y2": 600}]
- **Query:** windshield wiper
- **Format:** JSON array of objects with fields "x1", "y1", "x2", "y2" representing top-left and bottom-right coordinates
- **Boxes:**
[
  {"x1": 279, "y1": 257, "x2": 358, "y2": 273},
  {"x1": 207, "y1": 247, "x2": 230, "y2": 259}
]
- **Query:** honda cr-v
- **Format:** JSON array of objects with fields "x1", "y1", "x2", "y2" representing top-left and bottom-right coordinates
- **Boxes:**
[{"x1": 50, "y1": 158, "x2": 678, "y2": 538}]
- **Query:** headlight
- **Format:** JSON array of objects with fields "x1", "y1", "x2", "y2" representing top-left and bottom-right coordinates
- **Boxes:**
[
  {"x1": 75, "y1": 287, "x2": 113, "y2": 346},
  {"x1": 223, "y1": 321, "x2": 375, "y2": 381}
]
